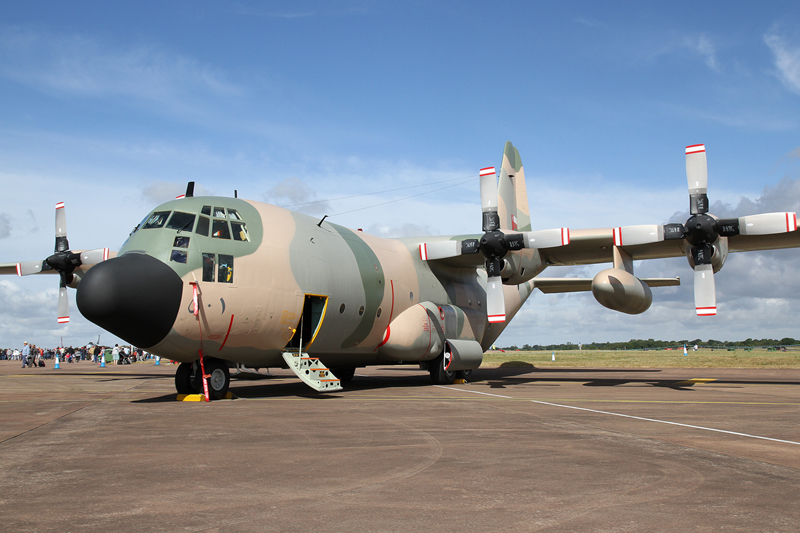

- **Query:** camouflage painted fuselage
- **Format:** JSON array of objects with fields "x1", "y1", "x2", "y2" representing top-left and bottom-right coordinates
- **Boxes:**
[{"x1": 107, "y1": 196, "x2": 538, "y2": 368}]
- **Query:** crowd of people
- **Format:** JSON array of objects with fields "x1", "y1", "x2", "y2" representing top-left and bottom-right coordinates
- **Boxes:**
[{"x1": 1, "y1": 342, "x2": 157, "y2": 367}]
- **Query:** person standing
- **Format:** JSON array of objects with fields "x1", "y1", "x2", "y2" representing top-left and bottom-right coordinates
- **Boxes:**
[{"x1": 21, "y1": 341, "x2": 30, "y2": 368}]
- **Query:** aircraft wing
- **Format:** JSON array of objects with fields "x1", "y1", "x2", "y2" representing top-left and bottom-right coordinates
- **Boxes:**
[
  {"x1": 537, "y1": 227, "x2": 800, "y2": 267},
  {"x1": 537, "y1": 228, "x2": 685, "y2": 266}
]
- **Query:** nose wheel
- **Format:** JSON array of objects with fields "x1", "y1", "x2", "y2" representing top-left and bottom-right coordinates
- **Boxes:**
[{"x1": 174, "y1": 358, "x2": 231, "y2": 400}]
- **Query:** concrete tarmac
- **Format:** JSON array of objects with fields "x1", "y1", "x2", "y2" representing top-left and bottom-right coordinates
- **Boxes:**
[{"x1": 2, "y1": 360, "x2": 800, "y2": 532}]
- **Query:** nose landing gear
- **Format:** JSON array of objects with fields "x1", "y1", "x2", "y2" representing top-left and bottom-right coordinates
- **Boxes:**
[{"x1": 174, "y1": 358, "x2": 231, "y2": 400}]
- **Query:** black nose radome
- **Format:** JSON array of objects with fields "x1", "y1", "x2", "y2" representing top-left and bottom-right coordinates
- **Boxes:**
[{"x1": 77, "y1": 253, "x2": 183, "y2": 348}]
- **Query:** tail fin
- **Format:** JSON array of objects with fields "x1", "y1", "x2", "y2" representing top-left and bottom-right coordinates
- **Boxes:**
[{"x1": 497, "y1": 141, "x2": 531, "y2": 231}]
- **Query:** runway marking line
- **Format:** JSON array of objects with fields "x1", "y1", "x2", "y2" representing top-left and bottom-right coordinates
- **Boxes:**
[{"x1": 439, "y1": 386, "x2": 800, "y2": 447}]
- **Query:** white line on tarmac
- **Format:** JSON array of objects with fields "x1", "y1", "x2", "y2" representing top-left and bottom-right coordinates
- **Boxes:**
[{"x1": 440, "y1": 386, "x2": 800, "y2": 446}]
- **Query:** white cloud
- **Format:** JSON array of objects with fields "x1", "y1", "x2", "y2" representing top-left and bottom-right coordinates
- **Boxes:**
[
  {"x1": 684, "y1": 33, "x2": 719, "y2": 71},
  {"x1": 765, "y1": 27, "x2": 800, "y2": 94},
  {"x1": 265, "y1": 177, "x2": 332, "y2": 216},
  {"x1": 0, "y1": 26, "x2": 242, "y2": 111},
  {"x1": 0, "y1": 214, "x2": 11, "y2": 239}
]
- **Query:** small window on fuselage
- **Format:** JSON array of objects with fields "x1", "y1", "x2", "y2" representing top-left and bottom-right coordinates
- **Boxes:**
[
  {"x1": 218, "y1": 254, "x2": 233, "y2": 283},
  {"x1": 201, "y1": 205, "x2": 211, "y2": 216},
  {"x1": 202, "y1": 253, "x2": 215, "y2": 282},
  {"x1": 170, "y1": 250, "x2": 188, "y2": 264}
]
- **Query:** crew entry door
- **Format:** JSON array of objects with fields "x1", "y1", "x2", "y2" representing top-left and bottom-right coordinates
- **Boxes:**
[{"x1": 285, "y1": 295, "x2": 328, "y2": 351}]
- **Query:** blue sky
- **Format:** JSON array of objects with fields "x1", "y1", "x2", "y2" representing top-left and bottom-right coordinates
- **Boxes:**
[{"x1": 2, "y1": 1, "x2": 800, "y2": 349}]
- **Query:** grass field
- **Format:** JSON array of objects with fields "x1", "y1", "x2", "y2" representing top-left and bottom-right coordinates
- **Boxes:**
[{"x1": 482, "y1": 348, "x2": 800, "y2": 369}]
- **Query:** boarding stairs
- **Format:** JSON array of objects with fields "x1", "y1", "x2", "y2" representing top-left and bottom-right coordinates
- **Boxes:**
[{"x1": 282, "y1": 351, "x2": 343, "y2": 392}]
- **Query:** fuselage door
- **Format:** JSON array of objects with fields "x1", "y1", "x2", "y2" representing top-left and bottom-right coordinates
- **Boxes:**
[{"x1": 285, "y1": 294, "x2": 328, "y2": 351}]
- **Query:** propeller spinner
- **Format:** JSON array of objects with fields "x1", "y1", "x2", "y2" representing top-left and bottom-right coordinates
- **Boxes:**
[
  {"x1": 16, "y1": 202, "x2": 109, "y2": 323},
  {"x1": 420, "y1": 167, "x2": 570, "y2": 323},
  {"x1": 612, "y1": 145, "x2": 797, "y2": 316}
]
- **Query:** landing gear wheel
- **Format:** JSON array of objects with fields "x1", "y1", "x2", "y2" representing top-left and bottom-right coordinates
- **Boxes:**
[
  {"x1": 203, "y1": 359, "x2": 230, "y2": 400},
  {"x1": 455, "y1": 369, "x2": 472, "y2": 381},
  {"x1": 175, "y1": 362, "x2": 197, "y2": 395},
  {"x1": 429, "y1": 355, "x2": 455, "y2": 385},
  {"x1": 330, "y1": 366, "x2": 356, "y2": 383}
]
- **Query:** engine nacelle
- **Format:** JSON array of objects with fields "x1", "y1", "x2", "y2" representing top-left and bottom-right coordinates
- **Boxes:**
[
  {"x1": 377, "y1": 303, "x2": 443, "y2": 362},
  {"x1": 686, "y1": 236, "x2": 729, "y2": 273},
  {"x1": 592, "y1": 268, "x2": 652, "y2": 315},
  {"x1": 499, "y1": 247, "x2": 544, "y2": 285},
  {"x1": 443, "y1": 339, "x2": 483, "y2": 371}
]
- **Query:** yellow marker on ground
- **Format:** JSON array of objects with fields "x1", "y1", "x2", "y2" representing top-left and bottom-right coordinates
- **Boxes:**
[{"x1": 673, "y1": 378, "x2": 717, "y2": 387}]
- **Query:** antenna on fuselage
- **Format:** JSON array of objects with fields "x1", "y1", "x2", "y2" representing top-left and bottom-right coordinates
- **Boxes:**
[
  {"x1": 317, "y1": 214, "x2": 328, "y2": 227},
  {"x1": 234, "y1": 190, "x2": 238, "y2": 198},
  {"x1": 185, "y1": 182, "x2": 195, "y2": 198}
]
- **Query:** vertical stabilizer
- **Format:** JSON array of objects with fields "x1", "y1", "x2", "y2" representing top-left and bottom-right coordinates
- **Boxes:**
[{"x1": 497, "y1": 141, "x2": 531, "y2": 231}]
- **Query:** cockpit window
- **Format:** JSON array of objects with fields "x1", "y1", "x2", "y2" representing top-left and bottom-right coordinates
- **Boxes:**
[
  {"x1": 142, "y1": 211, "x2": 171, "y2": 229},
  {"x1": 196, "y1": 216, "x2": 210, "y2": 236},
  {"x1": 213, "y1": 206, "x2": 226, "y2": 218},
  {"x1": 231, "y1": 221, "x2": 249, "y2": 241},
  {"x1": 227, "y1": 208, "x2": 243, "y2": 221},
  {"x1": 201, "y1": 205, "x2": 211, "y2": 216},
  {"x1": 212, "y1": 219, "x2": 231, "y2": 239},
  {"x1": 166, "y1": 211, "x2": 196, "y2": 232}
]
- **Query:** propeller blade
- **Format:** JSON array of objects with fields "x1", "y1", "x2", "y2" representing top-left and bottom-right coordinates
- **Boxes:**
[
  {"x1": 612, "y1": 225, "x2": 665, "y2": 247},
  {"x1": 16, "y1": 260, "x2": 46, "y2": 276},
  {"x1": 738, "y1": 212, "x2": 798, "y2": 235},
  {"x1": 57, "y1": 286, "x2": 70, "y2": 324},
  {"x1": 522, "y1": 228, "x2": 571, "y2": 248},
  {"x1": 418, "y1": 240, "x2": 479, "y2": 261},
  {"x1": 55, "y1": 201, "x2": 69, "y2": 252},
  {"x1": 485, "y1": 275, "x2": 506, "y2": 323},
  {"x1": 480, "y1": 167, "x2": 499, "y2": 232},
  {"x1": 686, "y1": 145, "x2": 708, "y2": 215},
  {"x1": 80, "y1": 248, "x2": 111, "y2": 265},
  {"x1": 693, "y1": 264, "x2": 716, "y2": 316}
]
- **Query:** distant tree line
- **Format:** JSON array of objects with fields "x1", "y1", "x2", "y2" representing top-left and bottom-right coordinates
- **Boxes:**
[{"x1": 500, "y1": 338, "x2": 800, "y2": 351}]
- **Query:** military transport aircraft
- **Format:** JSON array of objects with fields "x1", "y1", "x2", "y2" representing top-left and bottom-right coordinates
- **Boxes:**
[{"x1": 2, "y1": 142, "x2": 799, "y2": 399}]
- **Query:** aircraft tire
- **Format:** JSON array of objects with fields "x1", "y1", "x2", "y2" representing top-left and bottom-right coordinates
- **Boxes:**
[
  {"x1": 330, "y1": 366, "x2": 356, "y2": 383},
  {"x1": 203, "y1": 359, "x2": 230, "y2": 400},
  {"x1": 429, "y1": 356, "x2": 455, "y2": 385},
  {"x1": 175, "y1": 362, "x2": 196, "y2": 395},
  {"x1": 455, "y1": 369, "x2": 472, "y2": 381}
]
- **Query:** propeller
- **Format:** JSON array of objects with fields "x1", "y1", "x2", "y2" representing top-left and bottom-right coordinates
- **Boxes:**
[
  {"x1": 16, "y1": 202, "x2": 109, "y2": 323},
  {"x1": 420, "y1": 167, "x2": 570, "y2": 324},
  {"x1": 611, "y1": 145, "x2": 797, "y2": 316}
]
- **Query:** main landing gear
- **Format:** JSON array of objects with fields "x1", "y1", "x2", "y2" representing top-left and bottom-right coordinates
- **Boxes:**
[
  {"x1": 175, "y1": 358, "x2": 230, "y2": 400},
  {"x1": 427, "y1": 354, "x2": 471, "y2": 385}
]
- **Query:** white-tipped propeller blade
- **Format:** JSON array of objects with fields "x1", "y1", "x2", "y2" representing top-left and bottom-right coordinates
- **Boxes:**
[
  {"x1": 17, "y1": 260, "x2": 46, "y2": 276},
  {"x1": 738, "y1": 212, "x2": 797, "y2": 235},
  {"x1": 480, "y1": 167, "x2": 498, "y2": 231},
  {"x1": 57, "y1": 286, "x2": 70, "y2": 324},
  {"x1": 686, "y1": 144, "x2": 708, "y2": 195},
  {"x1": 55, "y1": 202, "x2": 67, "y2": 238},
  {"x1": 693, "y1": 264, "x2": 716, "y2": 316},
  {"x1": 81, "y1": 248, "x2": 110, "y2": 265},
  {"x1": 486, "y1": 275, "x2": 506, "y2": 323},
  {"x1": 612, "y1": 225, "x2": 665, "y2": 247},
  {"x1": 522, "y1": 228, "x2": 570, "y2": 248}
]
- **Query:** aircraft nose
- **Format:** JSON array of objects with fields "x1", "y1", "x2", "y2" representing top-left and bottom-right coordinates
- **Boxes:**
[{"x1": 76, "y1": 253, "x2": 183, "y2": 348}]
